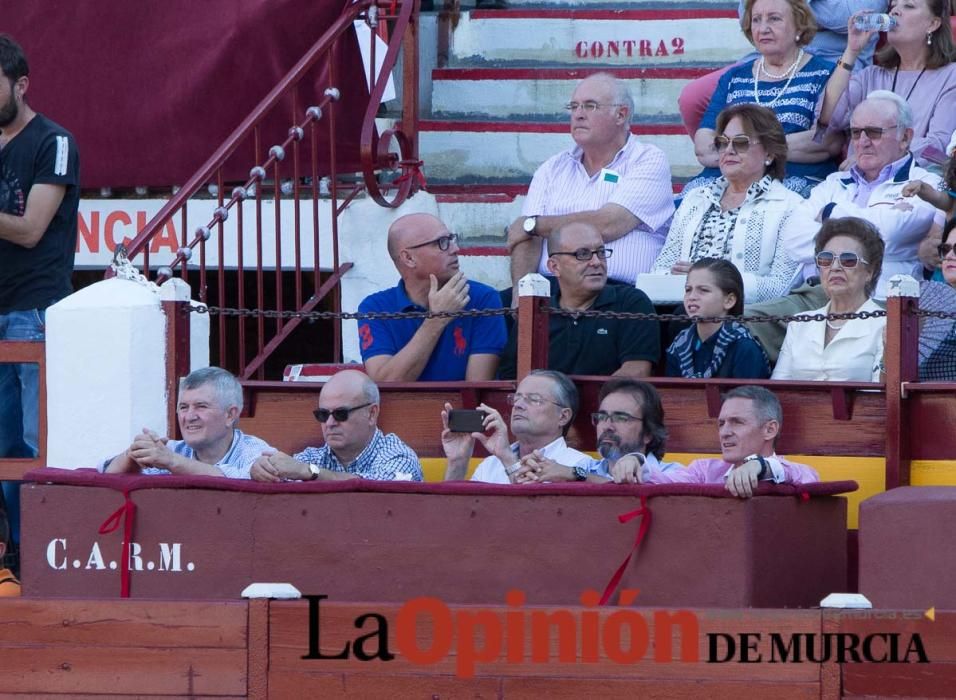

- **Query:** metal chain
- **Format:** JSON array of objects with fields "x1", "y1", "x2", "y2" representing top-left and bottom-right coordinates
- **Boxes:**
[
  {"x1": 186, "y1": 303, "x2": 894, "y2": 325},
  {"x1": 914, "y1": 308, "x2": 956, "y2": 320},
  {"x1": 190, "y1": 306, "x2": 515, "y2": 321}
]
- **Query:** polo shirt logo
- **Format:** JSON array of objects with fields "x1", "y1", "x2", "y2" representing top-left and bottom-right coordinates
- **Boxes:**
[
  {"x1": 359, "y1": 323, "x2": 373, "y2": 351},
  {"x1": 453, "y1": 326, "x2": 467, "y2": 356},
  {"x1": 597, "y1": 327, "x2": 609, "y2": 335}
]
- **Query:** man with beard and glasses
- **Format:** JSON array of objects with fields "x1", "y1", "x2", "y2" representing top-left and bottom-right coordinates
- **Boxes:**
[
  {"x1": 441, "y1": 370, "x2": 588, "y2": 484},
  {"x1": 0, "y1": 34, "x2": 80, "y2": 575},
  {"x1": 516, "y1": 377, "x2": 679, "y2": 483}
]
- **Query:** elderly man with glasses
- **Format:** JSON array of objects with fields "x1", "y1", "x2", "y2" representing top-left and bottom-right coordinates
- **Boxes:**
[
  {"x1": 747, "y1": 91, "x2": 946, "y2": 361},
  {"x1": 506, "y1": 72, "x2": 675, "y2": 288},
  {"x1": 357, "y1": 212, "x2": 507, "y2": 382},
  {"x1": 517, "y1": 377, "x2": 681, "y2": 484},
  {"x1": 498, "y1": 221, "x2": 660, "y2": 379},
  {"x1": 441, "y1": 370, "x2": 588, "y2": 484},
  {"x1": 251, "y1": 369, "x2": 421, "y2": 482}
]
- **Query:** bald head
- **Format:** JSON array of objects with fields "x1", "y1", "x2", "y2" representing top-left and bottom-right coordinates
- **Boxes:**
[
  {"x1": 551, "y1": 221, "x2": 602, "y2": 253},
  {"x1": 321, "y1": 369, "x2": 380, "y2": 406},
  {"x1": 387, "y1": 213, "x2": 446, "y2": 262}
]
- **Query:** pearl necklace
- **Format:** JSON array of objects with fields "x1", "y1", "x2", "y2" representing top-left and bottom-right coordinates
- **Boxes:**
[
  {"x1": 825, "y1": 319, "x2": 846, "y2": 331},
  {"x1": 754, "y1": 49, "x2": 804, "y2": 108}
]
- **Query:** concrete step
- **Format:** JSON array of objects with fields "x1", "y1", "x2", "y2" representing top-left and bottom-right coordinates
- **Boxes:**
[
  {"x1": 430, "y1": 66, "x2": 714, "y2": 121},
  {"x1": 418, "y1": 119, "x2": 698, "y2": 182},
  {"x1": 449, "y1": 8, "x2": 752, "y2": 67}
]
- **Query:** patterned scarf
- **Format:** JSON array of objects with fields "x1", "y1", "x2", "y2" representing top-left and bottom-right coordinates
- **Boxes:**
[{"x1": 669, "y1": 321, "x2": 763, "y2": 379}]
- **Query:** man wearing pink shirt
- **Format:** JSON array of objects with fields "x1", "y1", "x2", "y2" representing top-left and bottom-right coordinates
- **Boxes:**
[{"x1": 611, "y1": 385, "x2": 819, "y2": 497}]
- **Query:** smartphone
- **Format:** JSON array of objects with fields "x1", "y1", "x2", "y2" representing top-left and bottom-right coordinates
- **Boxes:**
[{"x1": 448, "y1": 409, "x2": 487, "y2": 433}]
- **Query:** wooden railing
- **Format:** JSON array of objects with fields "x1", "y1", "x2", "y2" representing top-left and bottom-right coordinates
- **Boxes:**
[
  {"x1": 0, "y1": 341, "x2": 46, "y2": 480},
  {"x1": 112, "y1": 0, "x2": 422, "y2": 380}
]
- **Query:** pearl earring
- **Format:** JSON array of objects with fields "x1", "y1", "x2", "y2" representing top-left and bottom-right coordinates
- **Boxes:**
[
  {"x1": 795, "y1": 34, "x2": 800, "y2": 42},
  {"x1": 927, "y1": 32, "x2": 933, "y2": 46},
  {"x1": 764, "y1": 160, "x2": 772, "y2": 166}
]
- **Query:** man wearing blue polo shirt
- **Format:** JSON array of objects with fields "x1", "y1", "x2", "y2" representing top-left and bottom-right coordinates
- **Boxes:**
[{"x1": 358, "y1": 213, "x2": 507, "y2": 381}]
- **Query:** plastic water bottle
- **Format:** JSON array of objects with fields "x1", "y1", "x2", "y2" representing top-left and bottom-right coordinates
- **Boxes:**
[{"x1": 854, "y1": 13, "x2": 897, "y2": 32}]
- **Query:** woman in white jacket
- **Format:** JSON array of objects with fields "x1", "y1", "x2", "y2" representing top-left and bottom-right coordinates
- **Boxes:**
[
  {"x1": 653, "y1": 104, "x2": 810, "y2": 304},
  {"x1": 773, "y1": 217, "x2": 885, "y2": 382}
]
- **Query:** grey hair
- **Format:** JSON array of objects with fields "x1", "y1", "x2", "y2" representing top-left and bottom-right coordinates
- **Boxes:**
[
  {"x1": 179, "y1": 366, "x2": 243, "y2": 412},
  {"x1": 722, "y1": 386, "x2": 782, "y2": 431},
  {"x1": 860, "y1": 90, "x2": 914, "y2": 132},
  {"x1": 360, "y1": 373, "x2": 381, "y2": 405},
  {"x1": 587, "y1": 71, "x2": 634, "y2": 124},
  {"x1": 528, "y1": 369, "x2": 579, "y2": 435}
]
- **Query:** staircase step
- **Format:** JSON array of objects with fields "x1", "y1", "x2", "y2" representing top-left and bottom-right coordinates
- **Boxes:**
[
  {"x1": 431, "y1": 66, "x2": 715, "y2": 121},
  {"x1": 419, "y1": 120, "x2": 698, "y2": 183},
  {"x1": 449, "y1": 8, "x2": 752, "y2": 67}
]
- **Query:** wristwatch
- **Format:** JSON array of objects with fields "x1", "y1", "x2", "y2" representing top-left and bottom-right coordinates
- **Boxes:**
[
  {"x1": 522, "y1": 216, "x2": 538, "y2": 236},
  {"x1": 744, "y1": 454, "x2": 770, "y2": 480},
  {"x1": 308, "y1": 463, "x2": 322, "y2": 481},
  {"x1": 572, "y1": 464, "x2": 589, "y2": 481}
]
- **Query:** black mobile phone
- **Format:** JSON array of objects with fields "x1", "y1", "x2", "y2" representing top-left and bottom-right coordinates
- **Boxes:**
[{"x1": 448, "y1": 409, "x2": 487, "y2": 433}]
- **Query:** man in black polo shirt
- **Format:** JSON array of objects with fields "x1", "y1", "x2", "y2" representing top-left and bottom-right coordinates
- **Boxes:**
[{"x1": 498, "y1": 221, "x2": 659, "y2": 378}]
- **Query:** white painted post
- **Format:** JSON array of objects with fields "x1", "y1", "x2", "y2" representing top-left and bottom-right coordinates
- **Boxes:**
[{"x1": 45, "y1": 278, "x2": 167, "y2": 469}]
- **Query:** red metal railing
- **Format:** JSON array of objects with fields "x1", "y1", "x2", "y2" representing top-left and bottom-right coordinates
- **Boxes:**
[{"x1": 116, "y1": 0, "x2": 422, "y2": 380}]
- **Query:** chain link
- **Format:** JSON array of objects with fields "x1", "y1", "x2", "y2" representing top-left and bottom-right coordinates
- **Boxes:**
[
  {"x1": 187, "y1": 303, "x2": 895, "y2": 325},
  {"x1": 914, "y1": 308, "x2": 956, "y2": 320}
]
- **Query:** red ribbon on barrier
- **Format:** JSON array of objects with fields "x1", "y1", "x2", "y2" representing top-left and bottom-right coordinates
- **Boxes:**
[
  {"x1": 98, "y1": 491, "x2": 137, "y2": 598},
  {"x1": 599, "y1": 495, "x2": 652, "y2": 606},
  {"x1": 394, "y1": 159, "x2": 427, "y2": 190}
]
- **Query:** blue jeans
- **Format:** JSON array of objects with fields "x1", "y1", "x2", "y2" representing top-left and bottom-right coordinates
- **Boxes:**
[{"x1": 0, "y1": 308, "x2": 45, "y2": 545}]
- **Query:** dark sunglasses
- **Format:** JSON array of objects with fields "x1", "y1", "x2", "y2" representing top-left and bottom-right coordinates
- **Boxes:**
[
  {"x1": 848, "y1": 125, "x2": 898, "y2": 141},
  {"x1": 815, "y1": 251, "x2": 869, "y2": 269},
  {"x1": 714, "y1": 135, "x2": 753, "y2": 153},
  {"x1": 313, "y1": 402, "x2": 372, "y2": 423},
  {"x1": 405, "y1": 233, "x2": 458, "y2": 252},
  {"x1": 549, "y1": 247, "x2": 613, "y2": 262},
  {"x1": 938, "y1": 243, "x2": 956, "y2": 259}
]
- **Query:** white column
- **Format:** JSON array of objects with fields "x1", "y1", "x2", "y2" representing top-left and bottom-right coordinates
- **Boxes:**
[{"x1": 45, "y1": 278, "x2": 166, "y2": 469}]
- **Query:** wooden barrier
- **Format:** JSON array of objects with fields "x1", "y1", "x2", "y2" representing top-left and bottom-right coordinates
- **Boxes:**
[
  {"x1": 0, "y1": 340, "x2": 46, "y2": 481},
  {"x1": 1, "y1": 597, "x2": 951, "y2": 699}
]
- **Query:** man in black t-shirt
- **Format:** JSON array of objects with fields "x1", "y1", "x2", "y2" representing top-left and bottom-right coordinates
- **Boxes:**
[
  {"x1": 0, "y1": 35, "x2": 80, "y2": 563},
  {"x1": 498, "y1": 221, "x2": 659, "y2": 379}
]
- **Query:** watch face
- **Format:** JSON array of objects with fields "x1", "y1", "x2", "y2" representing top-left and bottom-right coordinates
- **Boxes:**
[{"x1": 523, "y1": 217, "x2": 536, "y2": 233}]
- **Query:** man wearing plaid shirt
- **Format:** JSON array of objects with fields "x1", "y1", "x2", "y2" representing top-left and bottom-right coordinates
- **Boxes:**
[{"x1": 251, "y1": 369, "x2": 422, "y2": 482}]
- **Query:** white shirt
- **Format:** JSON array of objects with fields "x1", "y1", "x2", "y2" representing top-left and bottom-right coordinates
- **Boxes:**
[
  {"x1": 772, "y1": 299, "x2": 885, "y2": 382},
  {"x1": 470, "y1": 436, "x2": 590, "y2": 484},
  {"x1": 523, "y1": 134, "x2": 675, "y2": 282}
]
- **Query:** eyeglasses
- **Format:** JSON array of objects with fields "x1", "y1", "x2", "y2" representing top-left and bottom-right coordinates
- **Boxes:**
[
  {"x1": 405, "y1": 233, "x2": 458, "y2": 252},
  {"x1": 506, "y1": 392, "x2": 565, "y2": 408},
  {"x1": 564, "y1": 101, "x2": 622, "y2": 113},
  {"x1": 549, "y1": 247, "x2": 613, "y2": 262},
  {"x1": 848, "y1": 125, "x2": 899, "y2": 141},
  {"x1": 313, "y1": 402, "x2": 372, "y2": 423},
  {"x1": 714, "y1": 135, "x2": 754, "y2": 153},
  {"x1": 815, "y1": 251, "x2": 870, "y2": 269},
  {"x1": 938, "y1": 243, "x2": 956, "y2": 259},
  {"x1": 591, "y1": 411, "x2": 643, "y2": 425}
]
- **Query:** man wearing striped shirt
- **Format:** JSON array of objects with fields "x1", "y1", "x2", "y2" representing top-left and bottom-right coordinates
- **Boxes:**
[
  {"x1": 507, "y1": 72, "x2": 675, "y2": 288},
  {"x1": 251, "y1": 369, "x2": 422, "y2": 482}
]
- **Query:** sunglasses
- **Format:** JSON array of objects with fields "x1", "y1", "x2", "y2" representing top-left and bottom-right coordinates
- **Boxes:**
[
  {"x1": 714, "y1": 135, "x2": 753, "y2": 153},
  {"x1": 405, "y1": 233, "x2": 458, "y2": 252},
  {"x1": 938, "y1": 243, "x2": 956, "y2": 258},
  {"x1": 549, "y1": 247, "x2": 613, "y2": 262},
  {"x1": 313, "y1": 402, "x2": 372, "y2": 423},
  {"x1": 848, "y1": 125, "x2": 898, "y2": 141},
  {"x1": 815, "y1": 251, "x2": 870, "y2": 269}
]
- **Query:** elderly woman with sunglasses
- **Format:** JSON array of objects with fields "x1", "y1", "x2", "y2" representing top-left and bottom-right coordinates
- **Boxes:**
[
  {"x1": 773, "y1": 217, "x2": 886, "y2": 381},
  {"x1": 652, "y1": 104, "x2": 808, "y2": 304}
]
